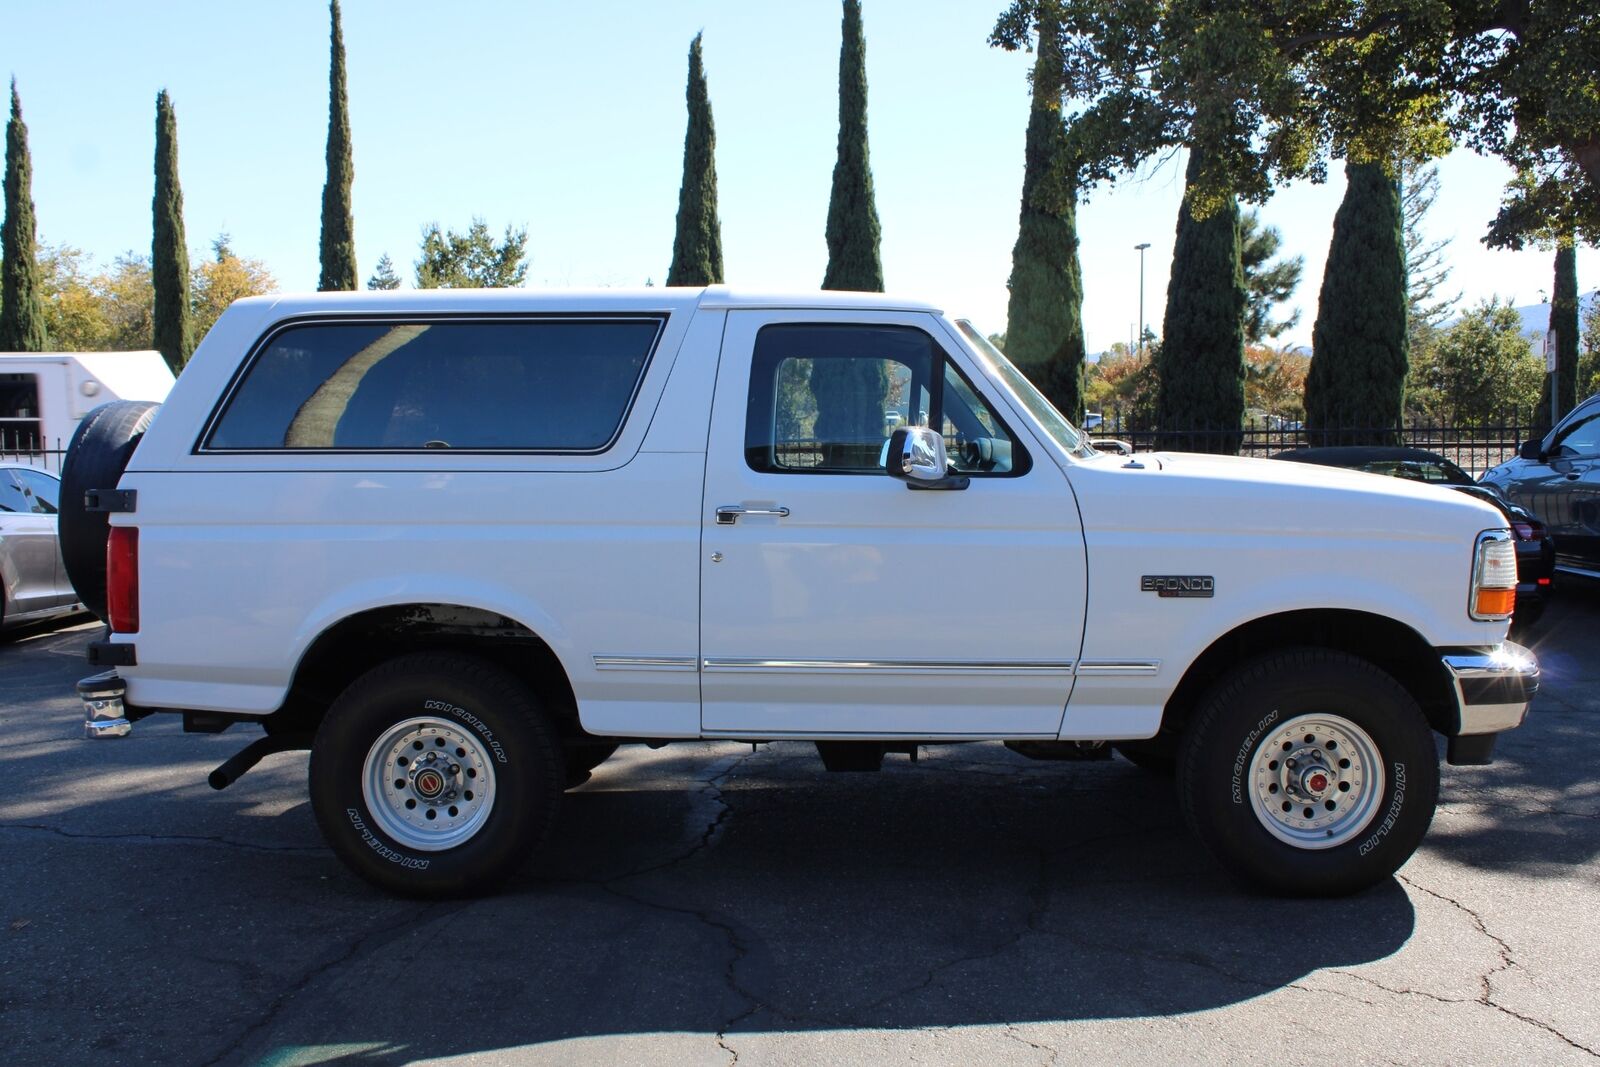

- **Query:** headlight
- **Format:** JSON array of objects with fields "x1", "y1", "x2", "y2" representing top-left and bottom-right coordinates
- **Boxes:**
[{"x1": 1469, "y1": 530, "x2": 1517, "y2": 620}]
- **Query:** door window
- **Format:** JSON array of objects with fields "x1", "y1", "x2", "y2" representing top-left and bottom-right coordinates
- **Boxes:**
[
  {"x1": 12, "y1": 468, "x2": 60, "y2": 514},
  {"x1": 1551, "y1": 404, "x2": 1600, "y2": 459},
  {"x1": 744, "y1": 323, "x2": 1025, "y2": 476}
]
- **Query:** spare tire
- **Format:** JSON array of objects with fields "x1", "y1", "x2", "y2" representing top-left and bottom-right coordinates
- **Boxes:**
[{"x1": 59, "y1": 401, "x2": 161, "y2": 621}]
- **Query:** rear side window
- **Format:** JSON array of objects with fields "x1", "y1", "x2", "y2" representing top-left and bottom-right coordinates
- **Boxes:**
[
  {"x1": 205, "y1": 318, "x2": 664, "y2": 452},
  {"x1": 0, "y1": 471, "x2": 30, "y2": 513}
]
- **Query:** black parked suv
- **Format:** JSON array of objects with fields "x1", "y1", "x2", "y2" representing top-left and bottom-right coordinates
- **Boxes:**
[{"x1": 1482, "y1": 394, "x2": 1600, "y2": 580}]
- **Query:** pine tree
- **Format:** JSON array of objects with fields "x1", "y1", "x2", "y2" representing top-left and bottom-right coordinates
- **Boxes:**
[
  {"x1": 1401, "y1": 162, "x2": 1458, "y2": 353},
  {"x1": 1304, "y1": 160, "x2": 1409, "y2": 444},
  {"x1": 1535, "y1": 241, "x2": 1580, "y2": 432},
  {"x1": 1156, "y1": 150, "x2": 1246, "y2": 453},
  {"x1": 666, "y1": 33, "x2": 723, "y2": 287},
  {"x1": 0, "y1": 81, "x2": 47, "y2": 352},
  {"x1": 318, "y1": 0, "x2": 357, "y2": 291},
  {"x1": 366, "y1": 252, "x2": 400, "y2": 290},
  {"x1": 822, "y1": 0, "x2": 883, "y2": 292},
  {"x1": 1003, "y1": 2, "x2": 1086, "y2": 421},
  {"x1": 151, "y1": 89, "x2": 193, "y2": 373},
  {"x1": 1239, "y1": 209, "x2": 1303, "y2": 344}
]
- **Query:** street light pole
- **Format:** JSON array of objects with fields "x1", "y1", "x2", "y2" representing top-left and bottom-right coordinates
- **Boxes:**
[{"x1": 1134, "y1": 242, "x2": 1151, "y2": 360}]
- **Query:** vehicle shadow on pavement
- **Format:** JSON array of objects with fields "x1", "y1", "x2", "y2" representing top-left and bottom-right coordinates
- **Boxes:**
[{"x1": 183, "y1": 746, "x2": 1419, "y2": 1064}]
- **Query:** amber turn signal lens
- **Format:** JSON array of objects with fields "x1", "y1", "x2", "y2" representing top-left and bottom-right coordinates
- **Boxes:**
[{"x1": 1473, "y1": 587, "x2": 1516, "y2": 618}]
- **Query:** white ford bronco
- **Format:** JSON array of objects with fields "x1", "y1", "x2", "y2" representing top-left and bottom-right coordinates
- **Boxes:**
[{"x1": 62, "y1": 287, "x2": 1538, "y2": 897}]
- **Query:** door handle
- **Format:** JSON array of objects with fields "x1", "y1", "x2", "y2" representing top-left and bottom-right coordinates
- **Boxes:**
[{"x1": 716, "y1": 504, "x2": 790, "y2": 525}]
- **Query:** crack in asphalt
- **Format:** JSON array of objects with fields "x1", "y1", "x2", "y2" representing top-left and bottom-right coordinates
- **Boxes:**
[
  {"x1": 1004, "y1": 1024, "x2": 1062, "y2": 1064},
  {"x1": 199, "y1": 901, "x2": 465, "y2": 1067},
  {"x1": 0, "y1": 821, "x2": 324, "y2": 854},
  {"x1": 573, "y1": 751, "x2": 831, "y2": 1046},
  {"x1": 847, "y1": 848, "x2": 1053, "y2": 1022},
  {"x1": 1399, "y1": 873, "x2": 1600, "y2": 1058},
  {"x1": 1443, "y1": 800, "x2": 1600, "y2": 822},
  {"x1": 832, "y1": 817, "x2": 1181, "y2": 1023}
]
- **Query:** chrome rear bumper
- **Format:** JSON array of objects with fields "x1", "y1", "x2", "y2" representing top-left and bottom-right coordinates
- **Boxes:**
[
  {"x1": 78, "y1": 671, "x2": 131, "y2": 739},
  {"x1": 1441, "y1": 642, "x2": 1539, "y2": 736}
]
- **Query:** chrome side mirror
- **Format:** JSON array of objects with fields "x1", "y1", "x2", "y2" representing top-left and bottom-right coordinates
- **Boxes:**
[{"x1": 886, "y1": 426, "x2": 969, "y2": 491}]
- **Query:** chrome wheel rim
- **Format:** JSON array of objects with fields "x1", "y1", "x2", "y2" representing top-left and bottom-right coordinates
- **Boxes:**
[
  {"x1": 1247, "y1": 713, "x2": 1385, "y2": 851},
  {"x1": 362, "y1": 717, "x2": 497, "y2": 852}
]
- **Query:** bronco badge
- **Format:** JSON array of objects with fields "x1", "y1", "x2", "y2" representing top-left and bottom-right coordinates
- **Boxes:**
[{"x1": 1141, "y1": 575, "x2": 1215, "y2": 598}]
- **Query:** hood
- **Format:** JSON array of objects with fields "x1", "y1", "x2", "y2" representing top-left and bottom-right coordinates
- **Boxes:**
[{"x1": 1080, "y1": 450, "x2": 1508, "y2": 542}]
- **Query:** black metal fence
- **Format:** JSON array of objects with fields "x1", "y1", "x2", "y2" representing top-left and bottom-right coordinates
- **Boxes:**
[
  {"x1": 1088, "y1": 417, "x2": 1537, "y2": 474},
  {"x1": 0, "y1": 432, "x2": 67, "y2": 474}
]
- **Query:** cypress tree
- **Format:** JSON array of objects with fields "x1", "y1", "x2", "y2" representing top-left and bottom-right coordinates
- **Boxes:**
[
  {"x1": 318, "y1": 0, "x2": 357, "y2": 291},
  {"x1": 1534, "y1": 241, "x2": 1579, "y2": 432},
  {"x1": 822, "y1": 0, "x2": 883, "y2": 292},
  {"x1": 1304, "y1": 160, "x2": 1409, "y2": 444},
  {"x1": 1003, "y1": 3, "x2": 1086, "y2": 421},
  {"x1": 151, "y1": 90, "x2": 194, "y2": 373},
  {"x1": 0, "y1": 81, "x2": 46, "y2": 352},
  {"x1": 1156, "y1": 150, "x2": 1246, "y2": 453},
  {"x1": 666, "y1": 34, "x2": 723, "y2": 287}
]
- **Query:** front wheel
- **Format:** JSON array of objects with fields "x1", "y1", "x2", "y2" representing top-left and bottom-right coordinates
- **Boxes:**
[
  {"x1": 1178, "y1": 648, "x2": 1439, "y2": 896},
  {"x1": 309, "y1": 652, "x2": 563, "y2": 897}
]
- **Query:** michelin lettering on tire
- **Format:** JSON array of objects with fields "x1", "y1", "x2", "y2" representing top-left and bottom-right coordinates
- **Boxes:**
[
  {"x1": 346, "y1": 808, "x2": 431, "y2": 869},
  {"x1": 1230, "y1": 709, "x2": 1280, "y2": 805},
  {"x1": 423, "y1": 699, "x2": 508, "y2": 763},
  {"x1": 1358, "y1": 762, "x2": 1408, "y2": 856}
]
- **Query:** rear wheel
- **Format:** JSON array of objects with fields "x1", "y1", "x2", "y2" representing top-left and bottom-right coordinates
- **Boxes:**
[
  {"x1": 309, "y1": 652, "x2": 563, "y2": 897},
  {"x1": 1178, "y1": 648, "x2": 1439, "y2": 896}
]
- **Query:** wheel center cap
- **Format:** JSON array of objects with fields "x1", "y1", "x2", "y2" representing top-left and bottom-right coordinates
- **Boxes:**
[
  {"x1": 1300, "y1": 767, "x2": 1331, "y2": 797},
  {"x1": 413, "y1": 768, "x2": 447, "y2": 800}
]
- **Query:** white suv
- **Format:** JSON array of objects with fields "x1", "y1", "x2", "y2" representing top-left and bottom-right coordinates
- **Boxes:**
[{"x1": 63, "y1": 286, "x2": 1537, "y2": 897}]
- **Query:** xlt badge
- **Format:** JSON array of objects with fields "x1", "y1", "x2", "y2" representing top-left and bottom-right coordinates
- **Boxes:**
[{"x1": 1141, "y1": 575, "x2": 1214, "y2": 598}]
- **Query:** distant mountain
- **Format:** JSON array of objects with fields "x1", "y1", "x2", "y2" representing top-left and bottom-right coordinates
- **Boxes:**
[{"x1": 1501, "y1": 290, "x2": 1596, "y2": 343}]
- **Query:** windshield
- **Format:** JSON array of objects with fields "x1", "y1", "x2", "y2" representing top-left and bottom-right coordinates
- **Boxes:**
[{"x1": 954, "y1": 320, "x2": 1097, "y2": 460}]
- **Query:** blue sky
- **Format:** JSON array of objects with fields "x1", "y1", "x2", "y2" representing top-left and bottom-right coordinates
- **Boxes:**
[{"x1": 4, "y1": 1, "x2": 1596, "y2": 353}]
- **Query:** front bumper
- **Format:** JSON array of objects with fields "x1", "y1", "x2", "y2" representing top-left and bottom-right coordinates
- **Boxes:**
[{"x1": 1441, "y1": 642, "x2": 1539, "y2": 736}]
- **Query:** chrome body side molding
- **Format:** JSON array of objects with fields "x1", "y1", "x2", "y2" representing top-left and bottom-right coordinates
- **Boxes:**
[
  {"x1": 592, "y1": 655, "x2": 698, "y2": 672},
  {"x1": 1075, "y1": 661, "x2": 1160, "y2": 677},
  {"x1": 701, "y1": 658, "x2": 1076, "y2": 675}
]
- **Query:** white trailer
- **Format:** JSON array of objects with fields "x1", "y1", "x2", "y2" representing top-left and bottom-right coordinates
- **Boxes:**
[{"x1": 0, "y1": 351, "x2": 175, "y2": 467}]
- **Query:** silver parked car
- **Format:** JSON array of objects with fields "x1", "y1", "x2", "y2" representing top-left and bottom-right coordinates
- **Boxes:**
[{"x1": 1, "y1": 462, "x2": 84, "y2": 631}]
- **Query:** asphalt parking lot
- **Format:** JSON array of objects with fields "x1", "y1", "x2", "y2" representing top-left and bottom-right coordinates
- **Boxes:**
[{"x1": 2, "y1": 592, "x2": 1598, "y2": 1067}]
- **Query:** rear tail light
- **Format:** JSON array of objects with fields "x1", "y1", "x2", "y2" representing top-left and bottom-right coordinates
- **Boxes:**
[
  {"x1": 1469, "y1": 531, "x2": 1517, "y2": 621},
  {"x1": 107, "y1": 527, "x2": 139, "y2": 633}
]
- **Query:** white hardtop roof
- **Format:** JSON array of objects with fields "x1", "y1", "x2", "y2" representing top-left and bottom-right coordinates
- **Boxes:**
[{"x1": 243, "y1": 285, "x2": 943, "y2": 317}]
